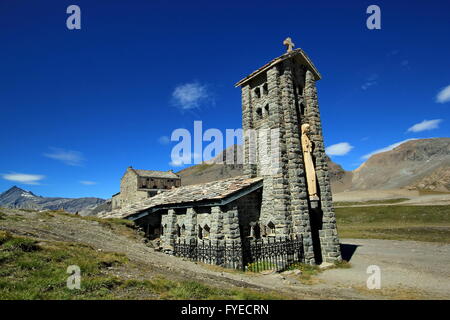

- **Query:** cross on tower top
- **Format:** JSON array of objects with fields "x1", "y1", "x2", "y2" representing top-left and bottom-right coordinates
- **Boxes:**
[{"x1": 283, "y1": 37, "x2": 295, "y2": 52}]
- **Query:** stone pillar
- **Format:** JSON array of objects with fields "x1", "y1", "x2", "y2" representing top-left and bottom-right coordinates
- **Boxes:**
[
  {"x1": 222, "y1": 204, "x2": 243, "y2": 269},
  {"x1": 304, "y1": 70, "x2": 342, "y2": 263},
  {"x1": 280, "y1": 59, "x2": 315, "y2": 264},
  {"x1": 260, "y1": 65, "x2": 291, "y2": 237},
  {"x1": 210, "y1": 206, "x2": 224, "y2": 242},
  {"x1": 185, "y1": 207, "x2": 197, "y2": 242},
  {"x1": 242, "y1": 85, "x2": 256, "y2": 177},
  {"x1": 162, "y1": 209, "x2": 177, "y2": 253}
]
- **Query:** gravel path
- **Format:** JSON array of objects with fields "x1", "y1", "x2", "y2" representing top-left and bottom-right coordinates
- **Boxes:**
[{"x1": 319, "y1": 239, "x2": 450, "y2": 299}]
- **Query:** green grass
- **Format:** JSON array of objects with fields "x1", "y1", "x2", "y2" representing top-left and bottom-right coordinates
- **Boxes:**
[
  {"x1": 283, "y1": 263, "x2": 321, "y2": 284},
  {"x1": 0, "y1": 231, "x2": 284, "y2": 300},
  {"x1": 335, "y1": 205, "x2": 450, "y2": 243},
  {"x1": 334, "y1": 198, "x2": 409, "y2": 207},
  {"x1": 246, "y1": 261, "x2": 278, "y2": 273}
]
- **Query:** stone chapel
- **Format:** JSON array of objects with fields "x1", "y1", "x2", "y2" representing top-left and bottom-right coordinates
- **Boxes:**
[{"x1": 101, "y1": 39, "x2": 342, "y2": 268}]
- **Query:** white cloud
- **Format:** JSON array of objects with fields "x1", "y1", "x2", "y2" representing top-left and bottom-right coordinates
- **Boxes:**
[
  {"x1": 361, "y1": 138, "x2": 417, "y2": 160},
  {"x1": 387, "y1": 49, "x2": 399, "y2": 56},
  {"x1": 401, "y1": 60, "x2": 410, "y2": 70},
  {"x1": 169, "y1": 152, "x2": 202, "y2": 167},
  {"x1": 325, "y1": 142, "x2": 354, "y2": 156},
  {"x1": 361, "y1": 74, "x2": 378, "y2": 90},
  {"x1": 158, "y1": 136, "x2": 170, "y2": 145},
  {"x1": 44, "y1": 147, "x2": 84, "y2": 166},
  {"x1": 172, "y1": 82, "x2": 210, "y2": 110},
  {"x1": 2, "y1": 173, "x2": 45, "y2": 185},
  {"x1": 436, "y1": 85, "x2": 450, "y2": 103},
  {"x1": 407, "y1": 119, "x2": 442, "y2": 133},
  {"x1": 80, "y1": 180, "x2": 96, "y2": 185},
  {"x1": 169, "y1": 159, "x2": 184, "y2": 167}
]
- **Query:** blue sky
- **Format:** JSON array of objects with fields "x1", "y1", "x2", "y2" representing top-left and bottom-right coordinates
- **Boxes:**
[{"x1": 0, "y1": 0, "x2": 449, "y2": 199}]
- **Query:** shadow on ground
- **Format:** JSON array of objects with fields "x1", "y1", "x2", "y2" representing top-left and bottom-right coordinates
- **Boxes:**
[{"x1": 340, "y1": 243, "x2": 359, "y2": 261}]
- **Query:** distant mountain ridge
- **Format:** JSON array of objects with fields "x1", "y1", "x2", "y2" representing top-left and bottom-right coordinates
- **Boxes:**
[
  {"x1": 5, "y1": 138, "x2": 447, "y2": 216},
  {"x1": 0, "y1": 186, "x2": 105, "y2": 215},
  {"x1": 177, "y1": 138, "x2": 450, "y2": 193}
]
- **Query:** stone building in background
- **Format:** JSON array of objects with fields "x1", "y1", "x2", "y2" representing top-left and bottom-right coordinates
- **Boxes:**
[
  {"x1": 111, "y1": 166, "x2": 181, "y2": 210},
  {"x1": 102, "y1": 39, "x2": 342, "y2": 268}
]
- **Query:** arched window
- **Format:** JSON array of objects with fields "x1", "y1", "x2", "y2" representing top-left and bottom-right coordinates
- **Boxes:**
[
  {"x1": 181, "y1": 224, "x2": 186, "y2": 236},
  {"x1": 198, "y1": 226, "x2": 203, "y2": 239},
  {"x1": 256, "y1": 107, "x2": 262, "y2": 119},
  {"x1": 267, "y1": 222, "x2": 276, "y2": 236},
  {"x1": 262, "y1": 83, "x2": 268, "y2": 95},
  {"x1": 300, "y1": 102, "x2": 305, "y2": 115},
  {"x1": 254, "y1": 87, "x2": 261, "y2": 99},
  {"x1": 203, "y1": 224, "x2": 210, "y2": 239},
  {"x1": 264, "y1": 104, "x2": 269, "y2": 116},
  {"x1": 176, "y1": 224, "x2": 181, "y2": 237}
]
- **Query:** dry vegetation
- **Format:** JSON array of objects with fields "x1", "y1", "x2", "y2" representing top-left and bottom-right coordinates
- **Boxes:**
[
  {"x1": 0, "y1": 215, "x2": 284, "y2": 300},
  {"x1": 335, "y1": 205, "x2": 450, "y2": 243}
]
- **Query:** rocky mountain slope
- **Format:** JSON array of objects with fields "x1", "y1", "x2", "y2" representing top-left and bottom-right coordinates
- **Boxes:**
[
  {"x1": 178, "y1": 138, "x2": 450, "y2": 193},
  {"x1": 177, "y1": 145, "x2": 347, "y2": 192},
  {"x1": 0, "y1": 186, "x2": 105, "y2": 215},
  {"x1": 351, "y1": 138, "x2": 450, "y2": 191}
]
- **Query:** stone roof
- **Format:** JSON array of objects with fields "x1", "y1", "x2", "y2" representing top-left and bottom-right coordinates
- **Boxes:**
[
  {"x1": 100, "y1": 175, "x2": 263, "y2": 219},
  {"x1": 130, "y1": 168, "x2": 180, "y2": 179},
  {"x1": 235, "y1": 48, "x2": 321, "y2": 87}
]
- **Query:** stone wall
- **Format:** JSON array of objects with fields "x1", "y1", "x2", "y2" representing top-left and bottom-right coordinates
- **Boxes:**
[{"x1": 138, "y1": 176, "x2": 181, "y2": 190}]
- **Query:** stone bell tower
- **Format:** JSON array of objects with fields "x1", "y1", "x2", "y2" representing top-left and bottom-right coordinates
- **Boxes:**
[{"x1": 235, "y1": 38, "x2": 341, "y2": 264}]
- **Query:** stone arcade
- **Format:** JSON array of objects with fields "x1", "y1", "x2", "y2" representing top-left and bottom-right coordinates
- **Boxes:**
[{"x1": 102, "y1": 39, "x2": 342, "y2": 268}]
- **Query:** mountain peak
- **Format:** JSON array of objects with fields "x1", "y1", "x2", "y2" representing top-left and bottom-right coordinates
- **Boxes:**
[
  {"x1": 2, "y1": 185, "x2": 26, "y2": 195},
  {"x1": 0, "y1": 186, "x2": 37, "y2": 198}
]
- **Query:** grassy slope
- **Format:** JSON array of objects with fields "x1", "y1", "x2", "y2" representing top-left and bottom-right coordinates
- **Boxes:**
[
  {"x1": 0, "y1": 211, "x2": 284, "y2": 300},
  {"x1": 334, "y1": 198, "x2": 410, "y2": 207},
  {"x1": 335, "y1": 205, "x2": 450, "y2": 243}
]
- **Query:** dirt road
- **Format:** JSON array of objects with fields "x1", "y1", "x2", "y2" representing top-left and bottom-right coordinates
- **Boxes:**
[{"x1": 334, "y1": 189, "x2": 450, "y2": 206}]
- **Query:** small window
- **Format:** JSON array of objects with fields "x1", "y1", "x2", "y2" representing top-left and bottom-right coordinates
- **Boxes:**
[
  {"x1": 267, "y1": 222, "x2": 276, "y2": 236},
  {"x1": 181, "y1": 224, "x2": 186, "y2": 236},
  {"x1": 254, "y1": 87, "x2": 261, "y2": 99},
  {"x1": 176, "y1": 224, "x2": 181, "y2": 237},
  {"x1": 256, "y1": 107, "x2": 262, "y2": 119},
  {"x1": 203, "y1": 225, "x2": 210, "y2": 239},
  {"x1": 300, "y1": 102, "x2": 305, "y2": 115},
  {"x1": 198, "y1": 226, "x2": 203, "y2": 239},
  {"x1": 262, "y1": 83, "x2": 268, "y2": 95},
  {"x1": 264, "y1": 104, "x2": 269, "y2": 116}
]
